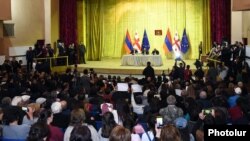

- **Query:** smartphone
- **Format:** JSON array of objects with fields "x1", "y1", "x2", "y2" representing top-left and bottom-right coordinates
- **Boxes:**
[
  {"x1": 156, "y1": 116, "x2": 163, "y2": 128},
  {"x1": 202, "y1": 109, "x2": 212, "y2": 116},
  {"x1": 22, "y1": 107, "x2": 29, "y2": 112}
]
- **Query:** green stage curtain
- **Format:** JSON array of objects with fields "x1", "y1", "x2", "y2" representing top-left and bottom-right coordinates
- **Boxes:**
[{"x1": 84, "y1": 0, "x2": 211, "y2": 60}]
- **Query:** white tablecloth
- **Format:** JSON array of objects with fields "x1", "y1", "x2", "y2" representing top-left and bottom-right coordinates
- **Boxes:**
[{"x1": 121, "y1": 55, "x2": 163, "y2": 66}]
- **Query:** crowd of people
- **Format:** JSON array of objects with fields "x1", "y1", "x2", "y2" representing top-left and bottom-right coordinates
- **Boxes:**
[
  {"x1": 0, "y1": 40, "x2": 249, "y2": 141},
  {"x1": 24, "y1": 40, "x2": 87, "y2": 73}
]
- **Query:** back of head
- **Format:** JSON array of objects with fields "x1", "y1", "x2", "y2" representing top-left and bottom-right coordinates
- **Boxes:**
[
  {"x1": 109, "y1": 126, "x2": 131, "y2": 141},
  {"x1": 147, "y1": 61, "x2": 151, "y2": 66},
  {"x1": 167, "y1": 95, "x2": 176, "y2": 105},
  {"x1": 160, "y1": 124, "x2": 181, "y2": 141},
  {"x1": 38, "y1": 109, "x2": 52, "y2": 123},
  {"x1": 70, "y1": 108, "x2": 86, "y2": 126},
  {"x1": 27, "y1": 122, "x2": 49, "y2": 141},
  {"x1": 102, "y1": 112, "x2": 117, "y2": 138},
  {"x1": 70, "y1": 125, "x2": 92, "y2": 141},
  {"x1": 2, "y1": 106, "x2": 20, "y2": 125}
]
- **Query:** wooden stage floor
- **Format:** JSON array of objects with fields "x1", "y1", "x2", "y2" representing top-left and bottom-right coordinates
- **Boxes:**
[{"x1": 61, "y1": 57, "x2": 200, "y2": 75}]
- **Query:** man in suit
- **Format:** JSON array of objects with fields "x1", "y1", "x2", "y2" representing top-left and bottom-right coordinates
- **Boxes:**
[
  {"x1": 79, "y1": 42, "x2": 86, "y2": 64},
  {"x1": 26, "y1": 47, "x2": 34, "y2": 72}
]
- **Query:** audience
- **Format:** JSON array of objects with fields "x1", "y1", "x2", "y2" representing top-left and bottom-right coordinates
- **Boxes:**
[{"x1": 0, "y1": 40, "x2": 249, "y2": 141}]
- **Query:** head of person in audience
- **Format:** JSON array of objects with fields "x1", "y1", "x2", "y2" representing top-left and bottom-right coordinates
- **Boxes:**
[
  {"x1": 51, "y1": 101, "x2": 62, "y2": 115},
  {"x1": 1, "y1": 97, "x2": 11, "y2": 108},
  {"x1": 174, "y1": 117, "x2": 191, "y2": 141},
  {"x1": 109, "y1": 126, "x2": 131, "y2": 141},
  {"x1": 27, "y1": 122, "x2": 49, "y2": 141},
  {"x1": 69, "y1": 108, "x2": 86, "y2": 126},
  {"x1": 70, "y1": 125, "x2": 92, "y2": 141},
  {"x1": 101, "y1": 112, "x2": 117, "y2": 138},
  {"x1": 167, "y1": 95, "x2": 176, "y2": 105},
  {"x1": 160, "y1": 124, "x2": 181, "y2": 141},
  {"x1": 38, "y1": 109, "x2": 53, "y2": 125},
  {"x1": 2, "y1": 106, "x2": 22, "y2": 125},
  {"x1": 27, "y1": 103, "x2": 41, "y2": 118}
]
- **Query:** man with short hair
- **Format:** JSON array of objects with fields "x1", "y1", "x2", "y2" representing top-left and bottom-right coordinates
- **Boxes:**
[{"x1": 26, "y1": 47, "x2": 34, "y2": 72}]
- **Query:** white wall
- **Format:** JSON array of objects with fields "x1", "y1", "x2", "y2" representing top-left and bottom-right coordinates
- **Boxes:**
[{"x1": 231, "y1": 11, "x2": 243, "y2": 44}]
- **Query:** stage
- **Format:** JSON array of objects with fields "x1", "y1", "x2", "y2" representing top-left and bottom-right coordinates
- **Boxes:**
[{"x1": 52, "y1": 57, "x2": 201, "y2": 76}]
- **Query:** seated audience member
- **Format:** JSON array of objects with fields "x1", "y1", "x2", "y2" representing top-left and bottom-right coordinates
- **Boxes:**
[
  {"x1": 38, "y1": 109, "x2": 64, "y2": 141},
  {"x1": 152, "y1": 48, "x2": 159, "y2": 55},
  {"x1": 141, "y1": 115, "x2": 156, "y2": 141},
  {"x1": 109, "y1": 126, "x2": 131, "y2": 141},
  {"x1": 22, "y1": 103, "x2": 41, "y2": 125},
  {"x1": 159, "y1": 95, "x2": 183, "y2": 124},
  {"x1": 26, "y1": 121, "x2": 49, "y2": 141},
  {"x1": 98, "y1": 112, "x2": 118, "y2": 140},
  {"x1": 64, "y1": 108, "x2": 99, "y2": 141},
  {"x1": 174, "y1": 117, "x2": 195, "y2": 141},
  {"x1": 156, "y1": 124, "x2": 181, "y2": 141},
  {"x1": 51, "y1": 100, "x2": 70, "y2": 129},
  {"x1": 2, "y1": 106, "x2": 32, "y2": 140},
  {"x1": 70, "y1": 125, "x2": 92, "y2": 141}
]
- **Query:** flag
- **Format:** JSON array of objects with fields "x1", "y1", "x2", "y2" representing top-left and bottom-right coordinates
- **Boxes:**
[
  {"x1": 163, "y1": 28, "x2": 173, "y2": 54},
  {"x1": 173, "y1": 31, "x2": 181, "y2": 58},
  {"x1": 142, "y1": 29, "x2": 150, "y2": 51},
  {"x1": 124, "y1": 30, "x2": 133, "y2": 54},
  {"x1": 133, "y1": 32, "x2": 141, "y2": 53},
  {"x1": 181, "y1": 28, "x2": 189, "y2": 53}
]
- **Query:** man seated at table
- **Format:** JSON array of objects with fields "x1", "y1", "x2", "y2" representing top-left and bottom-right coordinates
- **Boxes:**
[
  {"x1": 130, "y1": 49, "x2": 139, "y2": 55},
  {"x1": 142, "y1": 48, "x2": 149, "y2": 55},
  {"x1": 152, "y1": 48, "x2": 159, "y2": 55}
]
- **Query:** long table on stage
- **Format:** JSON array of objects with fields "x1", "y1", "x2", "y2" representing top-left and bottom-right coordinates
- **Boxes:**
[{"x1": 121, "y1": 54, "x2": 163, "y2": 66}]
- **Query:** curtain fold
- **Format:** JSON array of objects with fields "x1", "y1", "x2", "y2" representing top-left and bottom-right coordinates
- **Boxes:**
[
  {"x1": 59, "y1": 0, "x2": 77, "y2": 46},
  {"x1": 202, "y1": 0, "x2": 211, "y2": 54},
  {"x1": 210, "y1": 0, "x2": 231, "y2": 44},
  {"x1": 86, "y1": 0, "x2": 103, "y2": 61},
  {"x1": 82, "y1": 0, "x2": 219, "y2": 60}
]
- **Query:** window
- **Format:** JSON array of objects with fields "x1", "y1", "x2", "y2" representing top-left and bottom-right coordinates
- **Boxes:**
[{"x1": 3, "y1": 23, "x2": 14, "y2": 37}]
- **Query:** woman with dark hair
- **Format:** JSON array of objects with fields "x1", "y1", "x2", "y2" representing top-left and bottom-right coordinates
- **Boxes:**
[
  {"x1": 141, "y1": 114, "x2": 156, "y2": 141},
  {"x1": 115, "y1": 99, "x2": 137, "y2": 125},
  {"x1": 70, "y1": 125, "x2": 92, "y2": 141},
  {"x1": 38, "y1": 109, "x2": 63, "y2": 141},
  {"x1": 109, "y1": 126, "x2": 131, "y2": 141},
  {"x1": 98, "y1": 112, "x2": 117, "y2": 141},
  {"x1": 27, "y1": 122, "x2": 49, "y2": 141}
]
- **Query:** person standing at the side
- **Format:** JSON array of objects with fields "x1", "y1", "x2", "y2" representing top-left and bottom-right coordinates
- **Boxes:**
[
  {"x1": 78, "y1": 42, "x2": 86, "y2": 64},
  {"x1": 26, "y1": 47, "x2": 34, "y2": 72},
  {"x1": 143, "y1": 61, "x2": 155, "y2": 83}
]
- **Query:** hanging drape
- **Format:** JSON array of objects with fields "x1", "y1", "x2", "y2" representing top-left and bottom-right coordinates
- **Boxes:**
[
  {"x1": 210, "y1": 0, "x2": 231, "y2": 44},
  {"x1": 86, "y1": 0, "x2": 103, "y2": 61},
  {"x1": 78, "y1": 0, "x2": 234, "y2": 60},
  {"x1": 84, "y1": 0, "x2": 212, "y2": 60},
  {"x1": 59, "y1": 0, "x2": 77, "y2": 46},
  {"x1": 203, "y1": 0, "x2": 211, "y2": 54}
]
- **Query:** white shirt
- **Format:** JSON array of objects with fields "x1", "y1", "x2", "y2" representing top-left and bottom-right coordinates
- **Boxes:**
[{"x1": 142, "y1": 131, "x2": 155, "y2": 141}]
